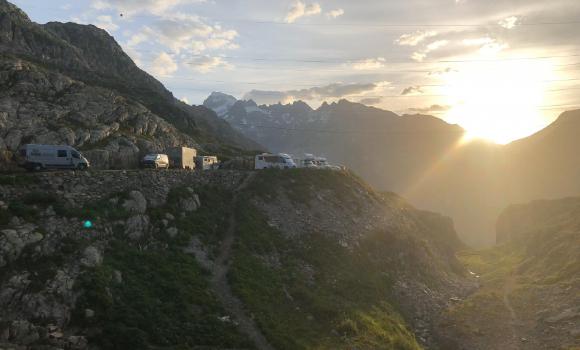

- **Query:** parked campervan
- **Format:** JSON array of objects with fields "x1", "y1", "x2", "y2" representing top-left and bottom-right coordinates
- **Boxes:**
[
  {"x1": 18, "y1": 144, "x2": 90, "y2": 171},
  {"x1": 254, "y1": 153, "x2": 297, "y2": 170},
  {"x1": 141, "y1": 154, "x2": 169, "y2": 169},
  {"x1": 196, "y1": 156, "x2": 219, "y2": 170},
  {"x1": 167, "y1": 147, "x2": 197, "y2": 169}
]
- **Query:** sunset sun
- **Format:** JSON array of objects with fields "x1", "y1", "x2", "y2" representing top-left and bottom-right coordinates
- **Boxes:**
[{"x1": 441, "y1": 59, "x2": 556, "y2": 144}]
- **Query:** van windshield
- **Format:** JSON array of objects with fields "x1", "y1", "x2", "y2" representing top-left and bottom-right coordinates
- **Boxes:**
[{"x1": 71, "y1": 151, "x2": 80, "y2": 159}]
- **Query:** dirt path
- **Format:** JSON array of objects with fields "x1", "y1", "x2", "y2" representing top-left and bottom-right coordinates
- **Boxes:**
[
  {"x1": 502, "y1": 273, "x2": 521, "y2": 350},
  {"x1": 192, "y1": 173, "x2": 275, "y2": 350}
]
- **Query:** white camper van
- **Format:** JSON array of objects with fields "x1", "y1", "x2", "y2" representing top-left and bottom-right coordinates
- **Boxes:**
[
  {"x1": 18, "y1": 144, "x2": 90, "y2": 171},
  {"x1": 254, "y1": 153, "x2": 297, "y2": 170},
  {"x1": 141, "y1": 154, "x2": 170, "y2": 169},
  {"x1": 196, "y1": 156, "x2": 219, "y2": 170}
]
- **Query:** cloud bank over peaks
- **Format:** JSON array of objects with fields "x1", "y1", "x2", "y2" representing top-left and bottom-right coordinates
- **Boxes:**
[{"x1": 243, "y1": 81, "x2": 389, "y2": 105}]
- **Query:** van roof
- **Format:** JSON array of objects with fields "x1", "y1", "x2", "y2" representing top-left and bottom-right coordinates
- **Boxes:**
[{"x1": 22, "y1": 144, "x2": 75, "y2": 149}]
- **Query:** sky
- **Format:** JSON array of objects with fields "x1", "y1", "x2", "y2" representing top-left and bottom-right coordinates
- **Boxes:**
[{"x1": 11, "y1": 0, "x2": 580, "y2": 143}]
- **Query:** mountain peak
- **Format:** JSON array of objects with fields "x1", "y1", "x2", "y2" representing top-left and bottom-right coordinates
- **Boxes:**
[
  {"x1": 203, "y1": 92, "x2": 238, "y2": 117},
  {"x1": 0, "y1": 0, "x2": 30, "y2": 23}
]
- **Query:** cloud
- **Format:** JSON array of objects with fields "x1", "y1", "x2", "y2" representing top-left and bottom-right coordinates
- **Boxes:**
[
  {"x1": 358, "y1": 97, "x2": 383, "y2": 106},
  {"x1": 401, "y1": 86, "x2": 424, "y2": 96},
  {"x1": 139, "y1": 14, "x2": 238, "y2": 54},
  {"x1": 411, "y1": 39, "x2": 449, "y2": 61},
  {"x1": 499, "y1": 16, "x2": 519, "y2": 29},
  {"x1": 352, "y1": 57, "x2": 386, "y2": 70},
  {"x1": 150, "y1": 52, "x2": 178, "y2": 76},
  {"x1": 396, "y1": 31, "x2": 437, "y2": 46},
  {"x1": 180, "y1": 97, "x2": 190, "y2": 104},
  {"x1": 90, "y1": 0, "x2": 205, "y2": 16},
  {"x1": 188, "y1": 55, "x2": 232, "y2": 73},
  {"x1": 285, "y1": 1, "x2": 322, "y2": 23},
  {"x1": 326, "y1": 8, "x2": 344, "y2": 19},
  {"x1": 463, "y1": 37, "x2": 508, "y2": 54},
  {"x1": 408, "y1": 104, "x2": 452, "y2": 113},
  {"x1": 94, "y1": 15, "x2": 119, "y2": 32},
  {"x1": 428, "y1": 67, "x2": 458, "y2": 76},
  {"x1": 243, "y1": 82, "x2": 387, "y2": 105}
]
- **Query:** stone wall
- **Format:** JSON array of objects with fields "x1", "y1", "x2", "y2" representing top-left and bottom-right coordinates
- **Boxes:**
[{"x1": 0, "y1": 169, "x2": 249, "y2": 208}]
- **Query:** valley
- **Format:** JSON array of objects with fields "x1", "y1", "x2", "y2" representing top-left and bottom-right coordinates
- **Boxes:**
[{"x1": 0, "y1": 1, "x2": 579, "y2": 349}]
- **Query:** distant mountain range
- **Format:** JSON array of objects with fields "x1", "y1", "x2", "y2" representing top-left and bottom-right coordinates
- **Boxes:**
[{"x1": 205, "y1": 92, "x2": 580, "y2": 247}]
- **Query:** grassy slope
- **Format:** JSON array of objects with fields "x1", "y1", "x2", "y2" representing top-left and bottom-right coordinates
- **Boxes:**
[
  {"x1": 228, "y1": 170, "x2": 423, "y2": 350},
  {"x1": 1, "y1": 170, "x2": 453, "y2": 350}
]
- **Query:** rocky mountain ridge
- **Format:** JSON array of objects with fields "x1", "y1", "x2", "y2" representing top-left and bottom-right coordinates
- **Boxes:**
[{"x1": 0, "y1": 1, "x2": 259, "y2": 170}]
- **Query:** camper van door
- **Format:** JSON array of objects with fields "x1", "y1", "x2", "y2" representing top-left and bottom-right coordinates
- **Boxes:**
[{"x1": 54, "y1": 148, "x2": 73, "y2": 167}]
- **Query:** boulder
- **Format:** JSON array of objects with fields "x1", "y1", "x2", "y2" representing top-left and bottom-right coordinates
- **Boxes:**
[
  {"x1": 125, "y1": 215, "x2": 149, "y2": 240},
  {"x1": 179, "y1": 194, "x2": 201, "y2": 212},
  {"x1": 122, "y1": 190, "x2": 147, "y2": 214},
  {"x1": 166, "y1": 227, "x2": 178, "y2": 238},
  {"x1": 80, "y1": 246, "x2": 102, "y2": 267}
]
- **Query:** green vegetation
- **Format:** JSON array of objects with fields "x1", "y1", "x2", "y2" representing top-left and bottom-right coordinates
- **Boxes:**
[
  {"x1": 229, "y1": 199, "x2": 421, "y2": 350},
  {"x1": 0, "y1": 174, "x2": 39, "y2": 186},
  {"x1": 149, "y1": 185, "x2": 232, "y2": 254},
  {"x1": 75, "y1": 241, "x2": 252, "y2": 350}
]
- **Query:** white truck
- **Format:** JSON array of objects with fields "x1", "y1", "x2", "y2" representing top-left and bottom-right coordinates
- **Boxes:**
[
  {"x1": 17, "y1": 144, "x2": 90, "y2": 171},
  {"x1": 254, "y1": 153, "x2": 297, "y2": 170}
]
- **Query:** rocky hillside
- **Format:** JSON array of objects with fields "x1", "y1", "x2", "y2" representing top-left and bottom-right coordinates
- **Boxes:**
[
  {"x1": 436, "y1": 197, "x2": 580, "y2": 350},
  {"x1": 0, "y1": 1, "x2": 259, "y2": 170},
  {"x1": 0, "y1": 169, "x2": 472, "y2": 350},
  {"x1": 205, "y1": 92, "x2": 580, "y2": 247}
]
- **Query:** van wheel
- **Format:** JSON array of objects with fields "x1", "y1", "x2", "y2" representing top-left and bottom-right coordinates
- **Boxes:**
[{"x1": 77, "y1": 164, "x2": 87, "y2": 171}]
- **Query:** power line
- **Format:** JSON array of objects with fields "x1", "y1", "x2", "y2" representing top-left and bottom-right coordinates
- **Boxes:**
[
  {"x1": 16, "y1": 3, "x2": 580, "y2": 29},
  {"x1": 180, "y1": 52, "x2": 580, "y2": 65},
  {"x1": 165, "y1": 77, "x2": 580, "y2": 92}
]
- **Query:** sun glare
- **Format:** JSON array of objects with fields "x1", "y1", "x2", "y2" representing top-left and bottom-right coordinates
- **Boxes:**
[{"x1": 441, "y1": 58, "x2": 556, "y2": 144}]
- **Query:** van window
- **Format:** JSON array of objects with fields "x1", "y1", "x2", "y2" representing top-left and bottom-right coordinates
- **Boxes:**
[
  {"x1": 258, "y1": 156, "x2": 264, "y2": 160},
  {"x1": 71, "y1": 151, "x2": 80, "y2": 159},
  {"x1": 57, "y1": 150, "x2": 68, "y2": 158}
]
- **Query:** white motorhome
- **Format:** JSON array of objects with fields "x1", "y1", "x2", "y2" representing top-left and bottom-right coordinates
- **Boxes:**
[
  {"x1": 196, "y1": 156, "x2": 219, "y2": 170},
  {"x1": 299, "y1": 154, "x2": 343, "y2": 170},
  {"x1": 254, "y1": 153, "x2": 297, "y2": 170},
  {"x1": 18, "y1": 144, "x2": 90, "y2": 171}
]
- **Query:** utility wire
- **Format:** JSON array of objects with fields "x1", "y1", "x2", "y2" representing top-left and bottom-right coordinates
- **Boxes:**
[{"x1": 17, "y1": 4, "x2": 580, "y2": 28}]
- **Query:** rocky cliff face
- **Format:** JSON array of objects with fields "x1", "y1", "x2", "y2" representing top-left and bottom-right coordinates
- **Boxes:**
[
  {"x1": 0, "y1": 169, "x2": 471, "y2": 350},
  {"x1": 0, "y1": 1, "x2": 259, "y2": 171},
  {"x1": 0, "y1": 57, "x2": 196, "y2": 169}
]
